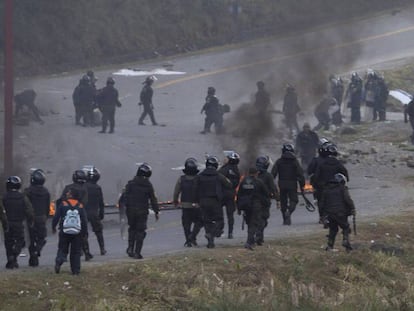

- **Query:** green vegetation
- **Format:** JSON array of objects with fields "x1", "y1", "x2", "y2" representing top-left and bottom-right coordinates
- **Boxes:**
[
  {"x1": 0, "y1": 0, "x2": 411, "y2": 75},
  {"x1": 1, "y1": 211, "x2": 414, "y2": 310}
]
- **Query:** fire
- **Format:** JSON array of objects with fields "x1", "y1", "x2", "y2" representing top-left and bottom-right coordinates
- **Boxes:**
[{"x1": 303, "y1": 182, "x2": 314, "y2": 193}]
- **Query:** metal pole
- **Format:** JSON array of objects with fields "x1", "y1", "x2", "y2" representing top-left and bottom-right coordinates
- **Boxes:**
[{"x1": 4, "y1": 0, "x2": 14, "y2": 176}]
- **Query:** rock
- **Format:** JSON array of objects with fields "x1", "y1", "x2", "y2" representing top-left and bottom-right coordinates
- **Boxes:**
[
  {"x1": 370, "y1": 147, "x2": 378, "y2": 154},
  {"x1": 339, "y1": 126, "x2": 358, "y2": 135}
]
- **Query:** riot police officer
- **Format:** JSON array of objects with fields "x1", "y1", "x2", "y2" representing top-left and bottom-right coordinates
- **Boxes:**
[
  {"x1": 345, "y1": 72, "x2": 363, "y2": 124},
  {"x1": 283, "y1": 84, "x2": 300, "y2": 137},
  {"x1": 237, "y1": 167, "x2": 270, "y2": 250},
  {"x1": 3, "y1": 176, "x2": 34, "y2": 269},
  {"x1": 138, "y1": 76, "x2": 158, "y2": 126},
  {"x1": 200, "y1": 87, "x2": 223, "y2": 134},
  {"x1": 271, "y1": 144, "x2": 305, "y2": 225},
  {"x1": 24, "y1": 169, "x2": 50, "y2": 267},
  {"x1": 173, "y1": 158, "x2": 203, "y2": 247},
  {"x1": 84, "y1": 167, "x2": 106, "y2": 256},
  {"x1": 194, "y1": 156, "x2": 232, "y2": 248},
  {"x1": 255, "y1": 155, "x2": 280, "y2": 245},
  {"x1": 124, "y1": 163, "x2": 159, "y2": 259},
  {"x1": 96, "y1": 77, "x2": 122, "y2": 133},
  {"x1": 295, "y1": 123, "x2": 319, "y2": 177},
  {"x1": 320, "y1": 173, "x2": 356, "y2": 251},
  {"x1": 218, "y1": 152, "x2": 241, "y2": 239},
  {"x1": 313, "y1": 144, "x2": 349, "y2": 189}
]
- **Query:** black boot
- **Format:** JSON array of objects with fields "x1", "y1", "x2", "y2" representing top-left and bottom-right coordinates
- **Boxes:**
[
  {"x1": 96, "y1": 232, "x2": 107, "y2": 255},
  {"x1": 326, "y1": 235, "x2": 335, "y2": 251},
  {"x1": 205, "y1": 233, "x2": 215, "y2": 248},
  {"x1": 82, "y1": 240, "x2": 93, "y2": 261},
  {"x1": 134, "y1": 240, "x2": 143, "y2": 259},
  {"x1": 126, "y1": 239, "x2": 135, "y2": 258},
  {"x1": 228, "y1": 224, "x2": 233, "y2": 239},
  {"x1": 342, "y1": 230, "x2": 352, "y2": 252},
  {"x1": 29, "y1": 254, "x2": 39, "y2": 267}
]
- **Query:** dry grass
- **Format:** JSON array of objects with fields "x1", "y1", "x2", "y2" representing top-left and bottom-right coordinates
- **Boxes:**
[{"x1": 1, "y1": 212, "x2": 414, "y2": 310}]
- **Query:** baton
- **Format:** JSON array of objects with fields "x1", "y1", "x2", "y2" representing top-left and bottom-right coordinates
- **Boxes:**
[
  {"x1": 300, "y1": 190, "x2": 316, "y2": 212},
  {"x1": 353, "y1": 214, "x2": 357, "y2": 235}
]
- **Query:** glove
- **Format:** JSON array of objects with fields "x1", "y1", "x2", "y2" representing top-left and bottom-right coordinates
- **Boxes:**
[
  {"x1": 138, "y1": 102, "x2": 142, "y2": 106},
  {"x1": 116, "y1": 102, "x2": 122, "y2": 107},
  {"x1": 237, "y1": 209, "x2": 241, "y2": 215},
  {"x1": 155, "y1": 213, "x2": 159, "y2": 221},
  {"x1": 99, "y1": 212, "x2": 104, "y2": 220}
]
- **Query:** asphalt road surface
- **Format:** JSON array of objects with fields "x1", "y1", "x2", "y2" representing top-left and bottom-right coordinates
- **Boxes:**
[{"x1": 1, "y1": 6, "x2": 414, "y2": 271}]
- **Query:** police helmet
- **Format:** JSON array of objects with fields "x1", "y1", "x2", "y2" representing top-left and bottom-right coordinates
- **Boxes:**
[
  {"x1": 137, "y1": 163, "x2": 152, "y2": 177},
  {"x1": 286, "y1": 84, "x2": 295, "y2": 92},
  {"x1": 326, "y1": 144, "x2": 338, "y2": 157},
  {"x1": 205, "y1": 156, "x2": 219, "y2": 169},
  {"x1": 351, "y1": 72, "x2": 360, "y2": 80},
  {"x1": 256, "y1": 155, "x2": 270, "y2": 171},
  {"x1": 106, "y1": 77, "x2": 115, "y2": 85},
  {"x1": 303, "y1": 122, "x2": 311, "y2": 130},
  {"x1": 183, "y1": 158, "x2": 199, "y2": 175},
  {"x1": 256, "y1": 81, "x2": 265, "y2": 88},
  {"x1": 87, "y1": 70, "x2": 94, "y2": 78},
  {"x1": 144, "y1": 75, "x2": 157, "y2": 85},
  {"x1": 227, "y1": 152, "x2": 240, "y2": 165},
  {"x1": 81, "y1": 75, "x2": 90, "y2": 83},
  {"x1": 318, "y1": 139, "x2": 331, "y2": 157},
  {"x1": 6, "y1": 176, "x2": 22, "y2": 190},
  {"x1": 207, "y1": 87, "x2": 216, "y2": 95},
  {"x1": 72, "y1": 170, "x2": 87, "y2": 184},
  {"x1": 87, "y1": 167, "x2": 101, "y2": 183},
  {"x1": 282, "y1": 143, "x2": 295, "y2": 154},
  {"x1": 30, "y1": 169, "x2": 46, "y2": 186},
  {"x1": 333, "y1": 173, "x2": 347, "y2": 185}
]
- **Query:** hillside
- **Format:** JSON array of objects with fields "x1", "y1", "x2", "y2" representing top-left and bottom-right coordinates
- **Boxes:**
[{"x1": 0, "y1": 0, "x2": 411, "y2": 76}]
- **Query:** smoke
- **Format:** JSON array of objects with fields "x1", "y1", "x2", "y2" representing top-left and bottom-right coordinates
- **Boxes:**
[{"x1": 219, "y1": 18, "x2": 364, "y2": 170}]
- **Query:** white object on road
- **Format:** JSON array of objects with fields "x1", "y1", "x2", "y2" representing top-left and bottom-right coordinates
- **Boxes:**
[{"x1": 113, "y1": 68, "x2": 186, "y2": 77}]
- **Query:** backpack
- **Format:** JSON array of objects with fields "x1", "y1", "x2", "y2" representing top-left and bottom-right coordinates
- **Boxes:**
[{"x1": 63, "y1": 207, "x2": 81, "y2": 235}]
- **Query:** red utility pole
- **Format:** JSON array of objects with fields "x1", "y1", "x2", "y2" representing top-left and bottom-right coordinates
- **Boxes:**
[{"x1": 4, "y1": 0, "x2": 14, "y2": 176}]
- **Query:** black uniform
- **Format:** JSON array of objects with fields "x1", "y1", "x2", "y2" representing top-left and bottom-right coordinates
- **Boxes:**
[
  {"x1": 80, "y1": 80, "x2": 96, "y2": 126},
  {"x1": 271, "y1": 152, "x2": 305, "y2": 225},
  {"x1": 237, "y1": 174, "x2": 269, "y2": 249},
  {"x1": 24, "y1": 184, "x2": 50, "y2": 266},
  {"x1": 307, "y1": 155, "x2": 328, "y2": 220},
  {"x1": 124, "y1": 176, "x2": 159, "y2": 259},
  {"x1": 201, "y1": 95, "x2": 223, "y2": 134},
  {"x1": 295, "y1": 129, "x2": 319, "y2": 175},
  {"x1": 2, "y1": 190, "x2": 34, "y2": 269},
  {"x1": 138, "y1": 83, "x2": 157, "y2": 125},
  {"x1": 375, "y1": 78, "x2": 388, "y2": 121},
  {"x1": 320, "y1": 182, "x2": 355, "y2": 251},
  {"x1": 173, "y1": 175, "x2": 203, "y2": 246},
  {"x1": 313, "y1": 96, "x2": 334, "y2": 131},
  {"x1": 14, "y1": 89, "x2": 44, "y2": 124},
  {"x1": 404, "y1": 100, "x2": 414, "y2": 144},
  {"x1": 52, "y1": 198, "x2": 88, "y2": 274},
  {"x1": 283, "y1": 88, "x2": 300, "y2": 135},
  {"x1": 194, "y1": 168, "x2": 232, "y2": 248},
  {"x1": 255, "y1": 86, "x2": 270, "y2": 113},
  {"x1": 256, "y1": 170, "x2": 279, "y2": 244},
  {"x1": 314, "y1": 156, "x2": 349, "y2": 189},
  {"x1": 330, "y1": 79, "x2": 344, "y2": 125},
  {"x1": 345, "y1": 78, "x2": 363, "y2": 123},
  {"x1": 84, "y1": 181, "x2": 106, "y2": 255},
  {"x1": 96, "y1": 84, "x2": 121, "y2": 133},
  {"x1": 218, "y1": 163, "x2": 240, "y2": 238}
]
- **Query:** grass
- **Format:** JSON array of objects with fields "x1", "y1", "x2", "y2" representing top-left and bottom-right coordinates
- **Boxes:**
[{"x1": 1, "y1": 211, "x2": 414, "y2": 310}]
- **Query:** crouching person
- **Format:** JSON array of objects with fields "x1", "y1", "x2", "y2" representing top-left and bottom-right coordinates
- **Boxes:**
[
  {"x1": 52, "y1": 189, "x2": 88, "y2": 275},
  {"x1": 320, "y1": 173, "x2": 356, "y2": 252},
  {"x1": 237, "y1": 168, "x2": 269, "y2": 250}
]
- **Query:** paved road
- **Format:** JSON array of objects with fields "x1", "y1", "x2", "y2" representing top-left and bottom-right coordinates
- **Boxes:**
[{"x1": 1, "y1": 6, "x2": 414, "y2": 271}]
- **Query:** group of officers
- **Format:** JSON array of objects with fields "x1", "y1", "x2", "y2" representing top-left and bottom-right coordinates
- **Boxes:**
[
  {"x1": 72, "y1": 72, "x2": 160, "y2": 133},
  {"x1": 0, "y1": 137, "x2": 356, "y2": 273},
  {"x1": 0, "y1": 167, "x2": 105, "y2": 274}
]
